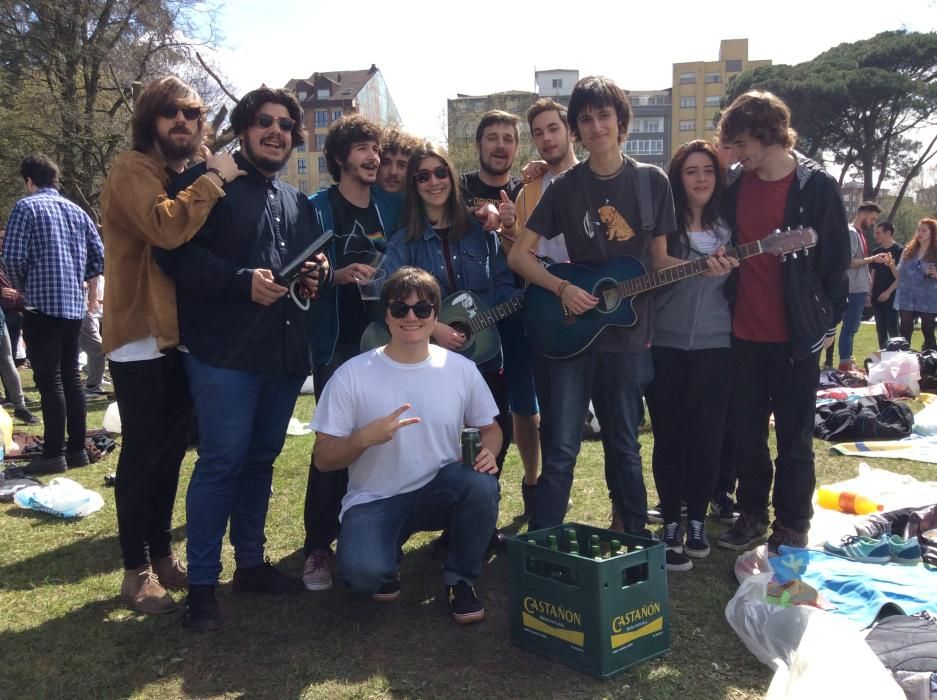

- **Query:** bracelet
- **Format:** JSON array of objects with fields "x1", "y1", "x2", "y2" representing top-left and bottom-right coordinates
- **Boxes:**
[
  {"x1": 207, "y1": 167, "x2": 227, "y2": 185},
  {"x1": 556, "y1": 280, "x2": 570, "y2": 299}
]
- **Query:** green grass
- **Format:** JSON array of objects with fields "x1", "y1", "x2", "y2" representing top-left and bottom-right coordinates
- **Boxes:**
[{"x1": 0, "y1": 322, "x2": 932, "y2": 699}]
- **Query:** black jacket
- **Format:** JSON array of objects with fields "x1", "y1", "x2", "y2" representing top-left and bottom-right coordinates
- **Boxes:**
[
  {"x1": 156, "y1": 152, "x2": 333, "y2": 375},
  {"x1": 723, "y1": 153, "x2": 850, "y2": 360}
]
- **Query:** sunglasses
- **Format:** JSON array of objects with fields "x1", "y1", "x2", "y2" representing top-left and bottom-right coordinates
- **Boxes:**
[
  {"x1": 414, "y1": 166, "x2": 450, "y2": 184},
  {"x1": 160, "y1": 105, "x2": 202, "y2": 121},
  {"x1": 256, "y1": 113, "x2": 296, "y2": 132},
  {"x1": 388, "y1": 301, "x2": 435, "y2": 319}
]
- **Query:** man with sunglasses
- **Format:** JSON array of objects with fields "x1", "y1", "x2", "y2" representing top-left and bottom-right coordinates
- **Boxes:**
[
  {"x1": 302, "y1": 114, "x2": 404, "y2": 593},
  {"x1": 155, "y1": 87, "x2": 331, "y2": 632},
  {"x1": 311, "y1": 266, "x2": 500, "y2": 624},
  {"x1": 100, "y1": 76, "x2": 245, "y2": 615}
]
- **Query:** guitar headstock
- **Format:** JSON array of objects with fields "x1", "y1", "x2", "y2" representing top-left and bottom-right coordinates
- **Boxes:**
[{"x1": 761, "y1": 227, "x2": 818, "y2": 258}]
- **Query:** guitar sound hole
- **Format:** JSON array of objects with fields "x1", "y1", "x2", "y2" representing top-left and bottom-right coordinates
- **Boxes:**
[
  {"x1": 450, "y1": 321, "x2": 473, "y2": 346},
  {"x1": 595, "y1": 280, "x2": 621, "y2": 313}
]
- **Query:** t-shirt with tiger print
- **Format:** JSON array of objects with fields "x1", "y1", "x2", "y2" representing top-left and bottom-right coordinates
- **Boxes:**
[{"x1": 525, "y1": 157, "x2": 676, "y2": 352}]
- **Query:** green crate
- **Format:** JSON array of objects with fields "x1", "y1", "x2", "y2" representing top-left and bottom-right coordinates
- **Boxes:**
[{"x1": 506, "y1": 522, "x2": 670, "y2": 678}]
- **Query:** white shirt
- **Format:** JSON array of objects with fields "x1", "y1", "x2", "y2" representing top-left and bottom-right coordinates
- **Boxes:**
[{"x1": 310, "y1": 346, "x2": 498, "y2": 519}]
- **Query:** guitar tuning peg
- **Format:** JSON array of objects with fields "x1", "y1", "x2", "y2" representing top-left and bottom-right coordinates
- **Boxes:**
[
  {"x1": 803, "y1": 248, "x2": 810, "y2": 256},
  {"x1": 791, "y1": 251, "x2": 798, "y2": 260},
  {"x1": 781, "y1": 254, "x2": 787, "y2": 262}
]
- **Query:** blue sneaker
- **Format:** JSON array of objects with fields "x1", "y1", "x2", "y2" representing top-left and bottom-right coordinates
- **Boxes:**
[
  {"x1": 823, "y1": 534, "x2": 891, "y2": 563},
  {"x1": 888, "y1": 535, "x2": 922, "y2": 564}
]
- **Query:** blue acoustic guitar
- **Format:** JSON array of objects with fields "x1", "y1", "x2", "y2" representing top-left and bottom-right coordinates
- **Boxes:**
[
  {"x1": 523, "y1": 227, "x2": 817, "y2": 359},
  {"x1": 359, "y1": 290, "x2": 524, "y2": 365}
]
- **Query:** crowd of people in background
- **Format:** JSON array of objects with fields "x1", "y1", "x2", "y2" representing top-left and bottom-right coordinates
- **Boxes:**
[{"x1": 3, "y1": 70, "x2": 936, "y2": 633}]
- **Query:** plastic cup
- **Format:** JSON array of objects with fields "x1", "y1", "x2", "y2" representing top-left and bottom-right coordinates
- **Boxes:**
[{"x1": 356, "y1": 268, "x2": 387, "y2": 301}]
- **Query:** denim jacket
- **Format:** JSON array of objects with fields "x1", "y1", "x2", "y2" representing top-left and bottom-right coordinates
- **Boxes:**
[{"x1": 383, "y1": 219, "x2": 517, "y2": 309}]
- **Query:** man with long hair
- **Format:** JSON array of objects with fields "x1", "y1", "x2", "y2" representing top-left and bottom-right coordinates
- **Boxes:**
[
  {"x1": 155, "y1": 87, "x2": 331, "y2": 631},
  {"x1": 4, "y1": 154, "x2": 103, "y2": 476},
  {"x1": 99, "y1": 76, "x2": 244, "y2": 615},
  {"x1": 715, "y1": 90, "x2": 849, "y2": 553}
]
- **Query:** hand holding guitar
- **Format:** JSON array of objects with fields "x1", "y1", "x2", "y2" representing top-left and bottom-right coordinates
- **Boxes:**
[
  {"x1": 700, "y1": 246, "x2": 739, "y2": 277},
  {"x1": 559, "y1": 283, "x2": 598, "y2": 315},
  {"x1": 433, "y1": 321, "x2": 466, "y2": 350}
]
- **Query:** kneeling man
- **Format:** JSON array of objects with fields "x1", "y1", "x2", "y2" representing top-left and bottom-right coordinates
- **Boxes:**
[{"x1": 311, "y1": 266, "x2": 501, "y2": 624}]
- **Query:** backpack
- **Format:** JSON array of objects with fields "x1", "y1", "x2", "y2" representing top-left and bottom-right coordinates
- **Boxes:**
[{"x1": 814, "y1": 396, "x2": 914, "y2": 441}]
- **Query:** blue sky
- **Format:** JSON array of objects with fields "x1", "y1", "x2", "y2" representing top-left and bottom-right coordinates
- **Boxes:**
[{"x1": 207, "y1": 0, "x2": 937, "y2": 151}]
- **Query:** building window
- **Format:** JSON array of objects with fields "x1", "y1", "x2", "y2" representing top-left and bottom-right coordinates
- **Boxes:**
[
  {"x1": 315, "y1": 110, "x2": 327, "y2": 128},
  {"x1": 631, "y1": 118, "x2": 662, "y2": 133},
  {"x1": 318, "y1": 156, "x2": 327, "y2": 173},
  {"x1": 650, "y1": 95, "x2": 669, "y2": 105},
  {"x1": 679, "y1": 120, "x2": 696, "y2": 132},
  {"x1": 315, "y1": 134, "x2": 326, "y2": 151},
  {"x1": 332, "y1": 110, "x2": 343, "y2": 121},
  {"x1": 679, "y1": 96, "x2": 696, "y2": 108},
  {"x1": 297, "y1": 158, "x2": 308, "y2": 175},
  {"x1": 624, "y1": 139, "x2": 664, "y2": 156},
  {"x1": 679, "y1": 72, "x2": 696, "y2": 84},
  {"x1": 705, "y1": 73, "x2": 722, "y2": 84},
  {"x1": 295, "y1": 143, "x2": 305, "y2": 152},
  {"x1": 552, "y1": 78, "x2": 562, "y2": 88},
  {"x1": 319, "y1": 178, "x2": 331, "y2": 189},
  {"x1": 705, "y1": 95, "x2": 721, "y2": 107},
  {"x1": 317, "y1": 88, "x2": 329, "y2": 99},
  {"x1": 725, "y1": 59, "x2": 742, "y2": 72},
  {"x1": 298, "y1": 91, "x2": 307, "y2": 101}
]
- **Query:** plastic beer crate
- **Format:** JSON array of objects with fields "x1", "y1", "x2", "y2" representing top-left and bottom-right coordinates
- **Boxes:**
[{"x1": 506, "y1": 522, "x2": 670, "y2": 678}]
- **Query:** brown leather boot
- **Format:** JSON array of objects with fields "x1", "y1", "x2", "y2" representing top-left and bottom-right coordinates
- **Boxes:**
[
  {"x1": 120, "y1": 566, "x2": 177, "y2": 615},
  {"x1": 152, "y1": 555, "x2": 188, "y2": 590}
]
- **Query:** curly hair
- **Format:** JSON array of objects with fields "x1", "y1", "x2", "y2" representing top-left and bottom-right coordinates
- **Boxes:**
[
  {"x1": 230, "y1": 87, "x2": 305, "y2": 148},
  {"x1": 324, "y1": 114, "x2": 382, "y2": 182},
  {"x1": 380, "y1": 125, "x2": 419, "y2": 159},
  {"x1": 717, "y1": 90, "x2": 797, "y2": 149}
]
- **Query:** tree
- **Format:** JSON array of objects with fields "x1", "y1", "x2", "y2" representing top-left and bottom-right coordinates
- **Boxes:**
[
  {"x1": 0, "y1": 0, "x2": 223, "y2": 220},
  {"x1": 726, "y1": 30, "x2": 937, "y2": 218}
]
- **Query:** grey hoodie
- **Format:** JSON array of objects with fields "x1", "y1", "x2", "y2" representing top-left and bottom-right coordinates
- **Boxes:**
[{"x1": 652, "y1": 220, "x2": 732, "y2": 350}]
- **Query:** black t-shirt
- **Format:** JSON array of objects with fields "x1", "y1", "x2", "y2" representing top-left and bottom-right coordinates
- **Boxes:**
[
  {"x1": 870, "y1": 242, "x2": 903, "y2": 300},
  {"x1": 460, "y1": 171, "x2": 523, "y2": 209},
  {"x1": 328, "y1": 186, "x2": 386, "y2": 345},
  {"x1": 525, "y1": 158, "x2": 676, "y2": 352}
]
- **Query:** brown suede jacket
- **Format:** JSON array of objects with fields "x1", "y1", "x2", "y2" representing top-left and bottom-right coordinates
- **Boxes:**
[{"x1": 100, "y1": 150, "x2": 224, "y2": 354}]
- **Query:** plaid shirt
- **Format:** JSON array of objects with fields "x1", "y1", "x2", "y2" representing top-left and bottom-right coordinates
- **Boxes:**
[{"x1": 3, "y1": 188, "x2": 104, "y2": 319}]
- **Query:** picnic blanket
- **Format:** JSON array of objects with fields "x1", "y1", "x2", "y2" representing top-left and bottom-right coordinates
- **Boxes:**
[{"x1": 830, "y1": 394, "x2": 937, "y2": 462}]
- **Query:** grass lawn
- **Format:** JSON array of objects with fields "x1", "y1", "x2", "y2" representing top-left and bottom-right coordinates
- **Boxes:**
[{"x1": 0, "y1": 322, "x2": 932, "y2": 699}]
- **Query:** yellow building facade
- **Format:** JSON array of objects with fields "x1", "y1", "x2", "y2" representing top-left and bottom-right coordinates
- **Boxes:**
[{"x1": 671, "y1": 39, "x2": 770, "y2": 157}]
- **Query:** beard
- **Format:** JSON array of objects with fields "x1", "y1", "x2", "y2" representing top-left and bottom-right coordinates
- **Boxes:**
[
  {"x1": 156, "y1": 128, "x2": 199, "y2": 162},
  {"x1": 243, "y1": 137, "x2": 291, "y2": 173},
  {"x1": 544, "y1": 142, "x2": 570, "y2": 167},
  {"x1": 480, "y1": 152, "x2": 513, "y2": 177}
]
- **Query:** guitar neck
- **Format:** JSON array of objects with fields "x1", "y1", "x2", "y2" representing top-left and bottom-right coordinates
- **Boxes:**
[
  {"x1": 619, "y1": 240, "x2": 763, "y2": 296},
  {"x1": 467, "y1": 294, "x2": 524, "y2": 334}
]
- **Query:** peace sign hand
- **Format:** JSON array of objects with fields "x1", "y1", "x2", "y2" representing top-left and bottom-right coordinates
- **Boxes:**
[{"x1": 359, "y1": 404, "x2": 421, "y2": 448}]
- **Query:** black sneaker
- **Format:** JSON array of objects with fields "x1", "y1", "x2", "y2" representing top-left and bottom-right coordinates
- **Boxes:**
[
  {"x1": 710, "y1": 492, "x2": 739, "y2": 524},
  {"x1": 716, "y1": 512, "x2": 768, "y2": 551},
  {"x1": 446, "y1": 581, "x2": 485, "y2": 624},
  {"x1": 183, "y1": 584, "x2": 220, "y2": 632},
  {"x1": 22, "y1": 455, "x2": 67, "y2": 475},
  {"x1": 232, "y1": 560, "x2": 304, "y2": 594},
  {"x1": 521, "y1": 480, "x2": 536, "y2": 521},
  {"x1": 372, "y1": 578, "x2": 401, "y2": 602},
  {"x1": 13, "y1": 407, "x2": 39, "y2": 425},
  {"x1": 648, "y1": 502, "x2": 686, "y2": 524},
  {"x1": 662, "y1": 522, "x2": 692, "y2": 572},
  {"x1": 766, "y1": 521, "x2": 808, "y2": 554},
  {"x1": 65, "y1": 449, "x2": 89, "y2": 468},
  {"x1": 685, "y1": 519, "x2": 710, "y2": 558}
]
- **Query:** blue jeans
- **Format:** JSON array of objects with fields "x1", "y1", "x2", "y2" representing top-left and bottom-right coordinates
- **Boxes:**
[
  {"x1": 532, "y1": 348, "x2": 653, "y2": 533},
  {"x1": 183, "y1": 353, "x2": 305, "y2": 585},
  {"x1": 838, "y1": 291, "x2": 867, "y2": 361},
  {"x1": 336, "y1": 462, "x2": 499, "y2": 594}
]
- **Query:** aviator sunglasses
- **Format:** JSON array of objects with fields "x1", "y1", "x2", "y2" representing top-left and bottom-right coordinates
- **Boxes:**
[
  {"x1": 388, "y1": 301, "x2": 435, "y2": 319},
  {"x1": 255, "y1": 113, "x2": 296, "y2": 132},
  {"x1": 414, "y1": 166, "x2": 450, "y2": 184},
  {"x1": 160, "y1": 105, "x2": 202, "y2": 121}
]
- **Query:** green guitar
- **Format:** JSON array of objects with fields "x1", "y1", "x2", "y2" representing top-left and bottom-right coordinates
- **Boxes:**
[
  {"x1": 359, "y1": 290, "x2": 524, "y2": 365},
  {"x1": 523, "y1": 227, "x2": 817, "y2": 359}
]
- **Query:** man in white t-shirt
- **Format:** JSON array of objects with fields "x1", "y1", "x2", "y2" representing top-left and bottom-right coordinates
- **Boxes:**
[{"x1": 311, "y1": 266, "x2": 501, "y2": 624}]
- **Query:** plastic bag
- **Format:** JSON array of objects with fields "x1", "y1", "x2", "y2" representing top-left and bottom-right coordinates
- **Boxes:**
[
  {"x1": 102, "y1": 401, "x2": 121, "y2": 433},
  {"x1": 13, "y1": 477, "x2": 104, "y2": 518},
  {"x1": 867, "y1": 351, "x2": 921, "y2": 396}
]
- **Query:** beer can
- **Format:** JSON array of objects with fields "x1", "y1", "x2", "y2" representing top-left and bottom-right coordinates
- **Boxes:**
[{"x1": 461, "y1": 428, "x2": 481, "y2": 467}]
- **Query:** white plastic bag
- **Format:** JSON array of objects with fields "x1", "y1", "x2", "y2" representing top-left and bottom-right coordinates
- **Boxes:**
[
  {"x1": 867, "y1": 351, "x2": 921, "y2": 395},
  {"x1": 102, "y1": 401, "x2": 121, "y2": 433},
  {"x1": 13, "y1": 477, "x2": 104, "y2": 518}
]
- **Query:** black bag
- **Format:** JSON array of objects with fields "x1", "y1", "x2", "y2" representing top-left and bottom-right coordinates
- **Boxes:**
[{"x1": 814, "y1": 395, "x2": 914, "y2": 441}]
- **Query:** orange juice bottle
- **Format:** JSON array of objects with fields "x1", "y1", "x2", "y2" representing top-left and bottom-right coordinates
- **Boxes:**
[{"x1": 816, "y1": 487, "x2": 884, "y2": 515}]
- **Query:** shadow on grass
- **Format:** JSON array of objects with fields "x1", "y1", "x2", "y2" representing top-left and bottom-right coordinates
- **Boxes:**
[{"x1": 0, "y1": 525, "x2": 187, "y2": 590}]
